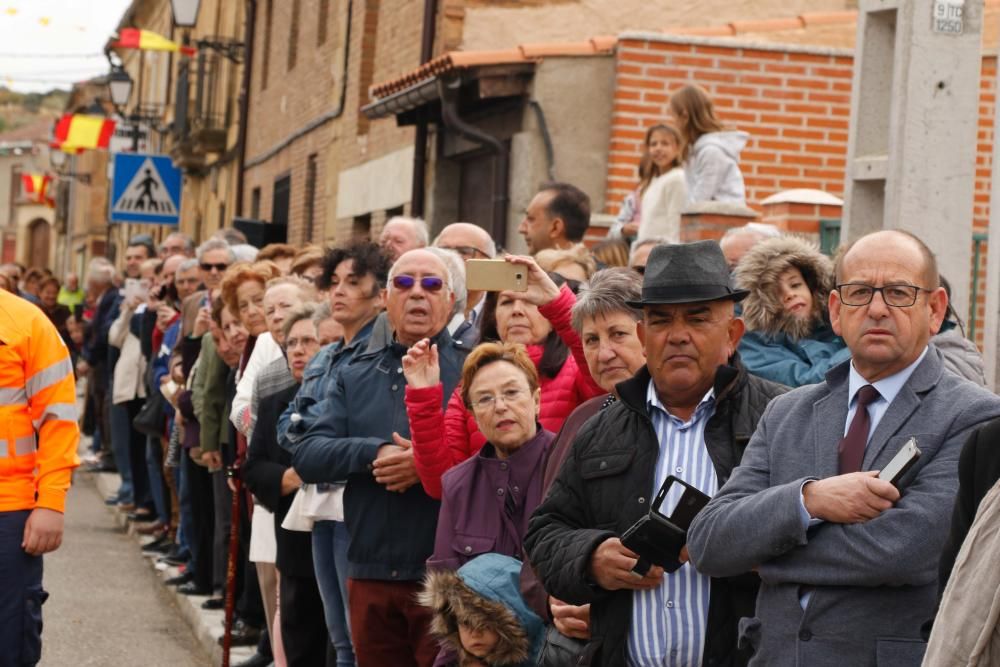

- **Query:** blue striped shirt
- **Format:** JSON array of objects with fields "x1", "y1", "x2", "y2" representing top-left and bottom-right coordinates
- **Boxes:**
[{"x1": 627, "y1": 380, "x2": 718, "y2": 667}]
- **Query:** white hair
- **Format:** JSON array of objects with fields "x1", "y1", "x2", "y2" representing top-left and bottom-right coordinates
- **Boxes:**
[
  {"x1": 196, "y1": 238, "x2": 236, "y2": 262},
  {"x1": 432, "y1": 222, "x2": 497, "y2": 258},
  {"x1": 720, "y1": 223, "x2": 781, "y2": 244},
  {"x1": 87, "y1": 260, "x2": 116, "y2": 286},
  {"x1": 387, "y1": 248, "x2": 461, "y2": 303},
  {"x1": 231, "y1": 244, "x2": 259, "y2": 262},
  {"x1": 178, "y1": 258, "x2": 200, "y2": 273},
  {"x1": 384, "y1": 216, "x2": 430, "y2": 246},
  {"x1": 629, "y1": 237, "x2": 671, "y2": 265},
  {"x1": 427, "y1": 247, "x2": 467, "y2": 319}
]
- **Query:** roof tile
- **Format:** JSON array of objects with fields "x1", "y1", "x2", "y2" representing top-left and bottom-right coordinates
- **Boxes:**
[
  {"x1": 730, "y1": 17, "x2": 806, "y2": 34},
  {"x1": 799, "y1": 11, "x2": 858, "y2": 27}
]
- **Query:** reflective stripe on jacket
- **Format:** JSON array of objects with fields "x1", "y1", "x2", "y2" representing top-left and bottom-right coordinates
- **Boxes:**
[{"x1": 0, "y1": 289, "x2": 80, "y2": 513}]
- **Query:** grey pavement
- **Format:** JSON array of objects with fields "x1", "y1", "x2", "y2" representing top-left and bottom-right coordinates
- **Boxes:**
[{"x1": 41, "y1": 472, "x2": 212, "y2": 666}]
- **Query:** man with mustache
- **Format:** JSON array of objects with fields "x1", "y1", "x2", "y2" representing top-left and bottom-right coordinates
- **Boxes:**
[
  {"x1": 526, "y1": 241, "x2": 786, "y2": 666},
  {"x1": 291, "y1": 247, "x2": 468, "y2": 666},
  {"x1": 687, "y1": 230, "x2": 1000, "y2": 666}
]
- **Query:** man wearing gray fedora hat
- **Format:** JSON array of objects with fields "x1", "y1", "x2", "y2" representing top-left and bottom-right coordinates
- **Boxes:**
[{"x1": 525, "y1": 240, "x2": 786, "y2": 666}]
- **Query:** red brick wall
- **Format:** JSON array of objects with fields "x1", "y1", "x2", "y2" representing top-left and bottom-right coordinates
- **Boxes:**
[
  {"x1": 607, "y1": 37, "x2": 998, "y2": 343},
  {"x1": 607, "y1": 38, "x2": 853, "y2": 214}
]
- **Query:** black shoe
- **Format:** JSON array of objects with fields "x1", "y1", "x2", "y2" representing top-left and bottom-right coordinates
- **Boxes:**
[
  {"x1": 233, "y1": 653, "x2": 272, "y2": 667},
  {"x1": 219, "y1": 619, "x2": 261, "y2": 646},
  {"x1": 127, "y1": 510, "x2": 157, "y2": 522},
  {"x1": 141, "y1": 535, "x2": 173, "y2": 554},
  {"x1": 164, "y1": 571, "x2": 193, "y2": 586},
  {"x1": 176, "y1": 581, "x2": 211, "y2": 596},
  {"x1": 201, "y1": 597, "x2": 225, "y2": 610},
  {"x1": 157, "y1": 544, "x2": 191, "y2": 566}
]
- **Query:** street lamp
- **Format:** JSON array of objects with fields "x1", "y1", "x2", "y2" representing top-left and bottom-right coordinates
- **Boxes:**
[
  {"x1": 108, "y1": 67, "x2": 134, "y2": 109},
  {"x1": 170, "y1": 0, "x2": 201, "y2": 28},
  {"x1": 49, "y1": 149, "x2": 91, "y2": 184},
  {"x1": 49, "y1": 149, "x2": 66, "y2": 170}
]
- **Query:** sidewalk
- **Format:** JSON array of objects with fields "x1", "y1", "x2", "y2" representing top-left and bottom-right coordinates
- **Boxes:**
[{"x1": 84, "y1": 465, "x2": 256, "y2": 667}]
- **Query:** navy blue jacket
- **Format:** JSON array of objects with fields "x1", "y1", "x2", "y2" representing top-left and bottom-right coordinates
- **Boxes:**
[{"x1": 292, "y1": 328, "x2": 468, "y2": 581}]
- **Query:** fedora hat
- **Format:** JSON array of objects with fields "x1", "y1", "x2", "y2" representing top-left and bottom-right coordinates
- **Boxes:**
[{"x1": 627, "y1": 240, "x2": 749, "y2": 307}]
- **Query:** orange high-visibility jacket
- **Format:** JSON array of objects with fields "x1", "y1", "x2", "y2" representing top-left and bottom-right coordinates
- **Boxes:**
[{"x1": 0, "y1": 289, "x2": 79, "y2": 513}]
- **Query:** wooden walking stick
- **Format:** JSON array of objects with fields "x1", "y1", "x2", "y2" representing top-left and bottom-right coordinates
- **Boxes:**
[{"x1": 221, "y1": 470, "x2": 242, "y2": 667}]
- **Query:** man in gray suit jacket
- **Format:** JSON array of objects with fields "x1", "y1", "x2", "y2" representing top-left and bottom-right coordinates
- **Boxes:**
[{"x1": 688, "y1": 230, "x2": 1000, "y2": 667}]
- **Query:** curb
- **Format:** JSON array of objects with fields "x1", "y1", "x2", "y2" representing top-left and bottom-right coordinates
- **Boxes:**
[{"x1": 86, "y1": 468, "x2": 256, "y2": 667}]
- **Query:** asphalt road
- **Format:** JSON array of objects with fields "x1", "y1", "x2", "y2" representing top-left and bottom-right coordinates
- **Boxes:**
[{"x1": 39, "y1": 472, "x2": 211, "y2": 666}]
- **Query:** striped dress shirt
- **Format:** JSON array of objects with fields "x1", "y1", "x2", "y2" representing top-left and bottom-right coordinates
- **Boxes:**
[{"x1": 627, "y1": 380, "x2": 718, "y2": 667}]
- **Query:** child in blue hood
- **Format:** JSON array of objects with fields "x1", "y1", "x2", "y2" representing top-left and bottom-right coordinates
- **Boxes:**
[{"x1": 421, "y1": 554, "x2": 544, "y2": 667}]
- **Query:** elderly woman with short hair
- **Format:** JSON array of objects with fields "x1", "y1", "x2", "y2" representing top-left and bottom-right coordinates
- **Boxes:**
[
  {"x1": 243, "y1": 303, "x2": 330, "y2": 666},
  {"x1": 521, "y1": 267, "x2": 648, "y2": 641}
]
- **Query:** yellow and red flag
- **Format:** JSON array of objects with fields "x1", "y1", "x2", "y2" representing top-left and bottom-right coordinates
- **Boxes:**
[
  {"x1": 112, "y1": 29, "x2": 196, "y2": 56},
  {"x1": 20, "y1": 173, "x2": 54, "y2": 207},
  {"x1": 51, "y1": 114, "x2": 116, "y2": 153}
]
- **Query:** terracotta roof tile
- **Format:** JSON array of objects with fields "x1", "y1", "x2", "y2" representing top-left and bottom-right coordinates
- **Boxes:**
[
  {"x1": 799, "y1": 11, "x2": 859, "y2": 27},
  {"x1": 730, "y1": 17, "x2": 806, "y2": 34},
  {"x1": 670, "y1": 25, "x2": 736, "y2": 37},
  {"x1": 369, "y1": 37, "x2": 617, "y2": 100}
]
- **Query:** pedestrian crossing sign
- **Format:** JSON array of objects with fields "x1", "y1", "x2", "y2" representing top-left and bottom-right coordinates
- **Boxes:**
[{"x1": 109, "y1": 153, "x2": 182, "y2": 225}]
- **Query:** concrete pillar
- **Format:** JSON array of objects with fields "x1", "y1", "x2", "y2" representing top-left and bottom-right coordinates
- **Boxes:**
[
  {"x1": 842, "y1": 0, "x2": 983, "y2": 324},
  {"x1": 761, "y1": 189, "x2": 844, "y2": 243}
]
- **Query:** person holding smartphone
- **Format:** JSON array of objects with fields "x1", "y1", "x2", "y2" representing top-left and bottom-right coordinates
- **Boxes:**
[{"x1": 525, "y1": 241, "x2": 786, "y2": 667}]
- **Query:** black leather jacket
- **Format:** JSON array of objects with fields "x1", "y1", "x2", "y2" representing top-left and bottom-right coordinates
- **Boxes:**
[{"x1": 525, "y1": 358, "x2": 786, "y2": 667}]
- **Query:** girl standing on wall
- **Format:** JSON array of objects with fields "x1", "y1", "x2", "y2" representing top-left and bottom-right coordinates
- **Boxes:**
[
  {"x1": 610, "y1": 123, "x2": 688, "y2": 244},
  {"x1": 670, "y1": 84, "x2": 749, "y2": 204}
]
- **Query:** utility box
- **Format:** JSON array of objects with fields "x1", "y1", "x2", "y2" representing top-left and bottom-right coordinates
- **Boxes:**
[{"x1": 842, "y1": 0, "x2": 983, "y2": 322}]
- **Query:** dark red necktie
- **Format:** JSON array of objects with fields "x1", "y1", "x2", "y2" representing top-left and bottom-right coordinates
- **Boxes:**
[{"x1": 838, "y1": 385, "x2": 881, "y2": 474}]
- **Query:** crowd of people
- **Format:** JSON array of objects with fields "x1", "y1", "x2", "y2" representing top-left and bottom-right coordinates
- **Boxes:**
[{"x1": 7, "y1": 84, "x2": 1000, "y2": 667}]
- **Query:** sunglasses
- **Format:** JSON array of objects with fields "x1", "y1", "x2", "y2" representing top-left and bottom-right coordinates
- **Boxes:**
[
  {"x1": 391, "y1": 275, "x2": 444, "y2": 292},
  {"x1": 200, "y1": 262, "x2": 229, "y2": 272}
]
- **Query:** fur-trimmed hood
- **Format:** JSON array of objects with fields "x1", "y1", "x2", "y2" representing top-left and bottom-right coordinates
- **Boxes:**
[
  {"x1": 420, "y1": 554, "x2": 544, "y2": 667},
  {"x1": 733, "y1": 235, "x2": 834, "y2": 340}
]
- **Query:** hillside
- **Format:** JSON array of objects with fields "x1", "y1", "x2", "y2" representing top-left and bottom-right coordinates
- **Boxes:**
[{"x1": 0, "y1": 87, "x2": 68, "y2": 135}]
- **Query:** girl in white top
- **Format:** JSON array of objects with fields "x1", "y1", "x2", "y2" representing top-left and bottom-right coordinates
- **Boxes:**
[{"x1": 611, "y1": 123, "x2": 688, "y2": 244}]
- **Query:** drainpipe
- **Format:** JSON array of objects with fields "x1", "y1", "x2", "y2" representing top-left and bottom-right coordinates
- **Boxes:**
[
  {"x1": 410, "y1": 0, "x2": 437, "y2": 218},
  {"x1": 234, "y1": 0, "x2": 256, "y2": 218},
  {"x1": 437, "y1": 77, "x2": 509, "y2": 247}
]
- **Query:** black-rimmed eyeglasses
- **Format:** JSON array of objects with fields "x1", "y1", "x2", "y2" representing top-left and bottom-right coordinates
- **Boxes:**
[{"x1": 836, "y1": 283, "x2": 932, "y2": 308}]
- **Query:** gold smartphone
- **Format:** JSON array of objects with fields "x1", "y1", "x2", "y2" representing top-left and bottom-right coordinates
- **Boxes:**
[{"x1": 465, "y1": 260, "x2": 528, "y2": 292}]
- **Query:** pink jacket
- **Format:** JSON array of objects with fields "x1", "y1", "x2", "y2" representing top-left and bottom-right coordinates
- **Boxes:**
[{"x1": 405, "y1": 284, "x2": 603, "y2": 499}]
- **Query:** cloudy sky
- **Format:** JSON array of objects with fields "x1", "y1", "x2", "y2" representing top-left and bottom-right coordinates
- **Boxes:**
[{"x1": 0, "y1": 0, "x2": 134, "y2": 93}]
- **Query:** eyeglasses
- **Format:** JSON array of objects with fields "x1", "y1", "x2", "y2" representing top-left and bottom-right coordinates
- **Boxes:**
[
  {"x1": 200, "y1": 262, "x2": 229, "y2": 273},
  {"x1": 836, "y1": 283, "x2": 932, "y2": 308},
  {"x1": 470, "y1": 387, "x2": 527, "y2": 412},
  {"x1": 437, "y1": 245, "x2": 488, "y2": 260},
  {"x1": 286, "y1": 335, "x2": 319, "y2": 350},
  {"x1": 391, "y1": 275, "x2": 444, "y2": 292}
]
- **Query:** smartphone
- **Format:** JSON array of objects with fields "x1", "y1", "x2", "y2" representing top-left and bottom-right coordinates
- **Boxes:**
[
  {"x1": 124, "y1": 278, "x2": 149, "y2": 302},
  {"x1": 465, "y1": 260, "x2": 528, "y2": 292},
  {"x1": 621, "y1": 476, "x2": 711, "y2": 575},
  {"x1": 653, "y1": 476, "x2": 712, "y2": 530},
  {"x1": 878, "y1": 438, "x2": 921, "y2": 487}
]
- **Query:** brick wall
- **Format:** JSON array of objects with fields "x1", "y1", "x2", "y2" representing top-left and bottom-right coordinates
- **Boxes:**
[
  {"x1": 607, "y1": 36, "x2": 998, "y2": 343},
  {"x1": 607, "y1": 37, "x2": 853, "y2": 214},
  {"x1": 242, "y1": 0, "x2": 346, "y2": 244}
]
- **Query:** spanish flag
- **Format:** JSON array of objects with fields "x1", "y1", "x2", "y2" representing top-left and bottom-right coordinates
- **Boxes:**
[
  {"x1": 112, "y1": 29, "x2": 196, "y2": 56},
  {"x1": 52, "y1": 114, "x2": 116, "y2": 153},
  {"x1": 20, "y1": 173, "x2": 52, "y2": 205}
]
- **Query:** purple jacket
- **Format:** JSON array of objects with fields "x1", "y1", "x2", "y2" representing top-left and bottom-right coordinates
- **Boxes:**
[{"x1": 428, "y1": 428, "x2": 554, "y2": 572}]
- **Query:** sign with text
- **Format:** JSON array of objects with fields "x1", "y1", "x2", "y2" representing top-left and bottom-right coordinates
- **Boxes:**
[{"x1": 933, "y1": 0, "x2": 964, "y2": 34}]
